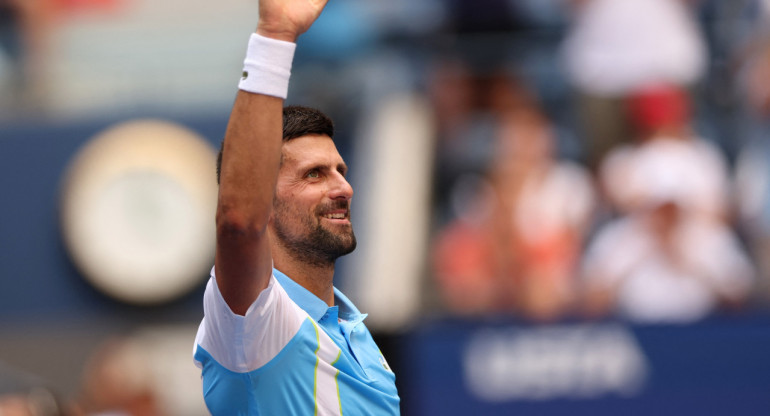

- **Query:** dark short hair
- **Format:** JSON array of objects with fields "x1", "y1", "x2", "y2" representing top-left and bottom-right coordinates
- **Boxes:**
[{"x1": 217, "y1": 105, "x2": 335, "y2": 184}]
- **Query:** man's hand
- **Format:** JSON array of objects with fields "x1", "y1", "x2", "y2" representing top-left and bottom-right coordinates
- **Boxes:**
[{"x1": 257, "y1": 0, "x2": 329, "y2": 42}]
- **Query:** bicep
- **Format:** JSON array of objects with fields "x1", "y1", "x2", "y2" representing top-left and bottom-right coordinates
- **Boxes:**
[{"x1": 215, "y1": 228, "x2": 273, "y2": 316}]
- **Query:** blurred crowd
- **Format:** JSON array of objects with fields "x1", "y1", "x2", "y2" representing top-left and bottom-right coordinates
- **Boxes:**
[
  {"x1": 430, "y1": 0, "x2": 770, "y2": 324},
  {"x1": 280, "y1": 0, "x2": 770, "y2": 328},
  {"x1": 3, "y1": 0, "x2": 770, "y2": 328}
]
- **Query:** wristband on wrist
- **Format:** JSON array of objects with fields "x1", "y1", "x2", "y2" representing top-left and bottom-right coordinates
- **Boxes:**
[{"x1": 238, "y1": 33, "x2": 296, "y2": 99}]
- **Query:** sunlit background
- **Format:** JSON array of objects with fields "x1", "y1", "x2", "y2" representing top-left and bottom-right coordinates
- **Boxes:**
[{"x1": 2, "y1": 0, "x2": 770, "y2": 414}]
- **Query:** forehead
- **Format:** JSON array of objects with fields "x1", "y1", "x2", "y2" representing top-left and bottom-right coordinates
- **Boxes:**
[{"x1": 281, "y1": 134, "x2": 344, "y2": 167}]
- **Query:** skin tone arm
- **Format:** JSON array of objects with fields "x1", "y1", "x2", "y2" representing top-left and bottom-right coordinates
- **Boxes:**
[{"x1": 215, "y1": 0, "x2": 328, "y2": 316}]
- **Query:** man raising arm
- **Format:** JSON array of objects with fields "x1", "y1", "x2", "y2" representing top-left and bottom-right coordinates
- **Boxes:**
[
  {"x1": 215, "y1": 0, "x2": 326, "y2": 315},
  {"x1": 194, "y1": 1, "x2": 401, "y2": 414}
]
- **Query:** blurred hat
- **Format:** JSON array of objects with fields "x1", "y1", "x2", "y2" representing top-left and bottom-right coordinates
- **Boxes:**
[{"x1": 627, "y1": 84, "x2": 690, "y2": 130}]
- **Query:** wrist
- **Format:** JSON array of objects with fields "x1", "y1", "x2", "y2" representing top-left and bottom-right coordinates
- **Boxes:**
[
  {"x1": 238, "y1": 33, "x2": 297, "y2": 99},
  {"x1": 256, "y1": 23, "x2": 300, "y2": 43}
]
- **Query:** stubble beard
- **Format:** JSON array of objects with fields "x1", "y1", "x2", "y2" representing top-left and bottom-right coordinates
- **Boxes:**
[{"x1": 271, "y1": 199, "x2": 357, "y2": 268}]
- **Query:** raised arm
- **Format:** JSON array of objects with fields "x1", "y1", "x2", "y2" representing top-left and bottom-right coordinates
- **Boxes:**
[{"x1": 215, "y1": 0, "x2": 328, "y2": 315}]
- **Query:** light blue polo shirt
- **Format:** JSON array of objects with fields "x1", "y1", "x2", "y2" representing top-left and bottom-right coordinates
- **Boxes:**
[{"x1": 194, "y1": 268, "x2": 400, "y2": 415}]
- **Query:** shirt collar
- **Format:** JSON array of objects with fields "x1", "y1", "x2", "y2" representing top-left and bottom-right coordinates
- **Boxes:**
[{"x1": 273, "y1": 268, "x2": 366, "y2": 323}]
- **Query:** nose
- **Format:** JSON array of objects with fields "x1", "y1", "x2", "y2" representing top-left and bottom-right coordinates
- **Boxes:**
[{"x1": 329, "y1": 172, "x2": 353, "y2": 200}]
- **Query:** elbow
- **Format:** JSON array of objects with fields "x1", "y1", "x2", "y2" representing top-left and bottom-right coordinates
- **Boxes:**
[{"x1": 215, "y1": 204, "x2": 269, "y2": 240}]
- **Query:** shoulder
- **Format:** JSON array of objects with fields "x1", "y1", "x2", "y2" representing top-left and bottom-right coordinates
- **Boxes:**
[{"x1": 194, "y1": 269, "x2": 310, "y2": 373}]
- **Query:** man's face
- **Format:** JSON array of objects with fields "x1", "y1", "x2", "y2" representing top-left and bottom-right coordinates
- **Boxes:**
[{"x1": 270, "y1": 134, "x2": 356, "y2": 266}]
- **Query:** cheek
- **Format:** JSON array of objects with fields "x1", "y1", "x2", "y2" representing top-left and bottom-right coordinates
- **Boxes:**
[
  {"x1": 274, "y1": 193, "x2": 317, "y2": 220},
  {"x1": 293, "y1": 189, "x2": 326, "y2": 209},
  {"x1": 275, "y1": 181, "x2": 327, "y2": 214},
  {"x1": 274, "y1": 184, "x2": 300, "y2": 210}
]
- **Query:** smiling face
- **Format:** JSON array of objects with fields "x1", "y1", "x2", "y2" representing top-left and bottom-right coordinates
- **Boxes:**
[{"x1": 270, "y1": 134, "x2": 356, "y2": 267}]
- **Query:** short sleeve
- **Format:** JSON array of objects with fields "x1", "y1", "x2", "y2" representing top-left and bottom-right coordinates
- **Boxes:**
[{"x1": 194, "y1": 269, "x2": 308, "y2": 373}]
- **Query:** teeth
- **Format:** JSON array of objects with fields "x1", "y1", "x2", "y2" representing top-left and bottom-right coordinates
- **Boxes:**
[{"x1": 325, "y1": 213, "x2": 346, "y2": 219}]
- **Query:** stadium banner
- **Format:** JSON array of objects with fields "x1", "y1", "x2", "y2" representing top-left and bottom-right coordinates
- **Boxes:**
[{"x1": 398, "y1": 315, "x2": 770, "y2": 415}]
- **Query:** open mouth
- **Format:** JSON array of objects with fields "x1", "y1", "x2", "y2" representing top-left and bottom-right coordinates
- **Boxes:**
[
  {"x1": 323, "y1": 212, "x2": 348, "y2": 220},
  {"x1": 318, "y1": 200, "x2": 351, "y2": 223},
  {"x1": 319, "y1": 204, "x2": 351, "y2": 223}
]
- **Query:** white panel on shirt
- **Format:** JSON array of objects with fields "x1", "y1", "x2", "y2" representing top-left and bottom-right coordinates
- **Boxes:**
[
  {"x1": 194, "y1": 270, "x2": 309, "y2": 373},
  {"x1": 308, "y1": 318, "x2": 344, "y2": 416}
]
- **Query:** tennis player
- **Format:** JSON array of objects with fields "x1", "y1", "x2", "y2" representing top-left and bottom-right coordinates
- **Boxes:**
[{"x1": 192, "y1": 0, "x2": 401, "y2": 414}]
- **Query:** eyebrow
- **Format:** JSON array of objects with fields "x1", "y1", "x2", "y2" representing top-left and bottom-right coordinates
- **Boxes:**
[
  {"x1": 337, "y1": 162, "x2": 348, "y2": 175},
  {"x1": 299, "y1": 162, "x2": 348, "y2": 175}
]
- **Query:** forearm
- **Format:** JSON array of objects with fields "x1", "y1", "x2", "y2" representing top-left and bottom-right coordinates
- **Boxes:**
[
  {"x1": 218, "y1": 91, "x2": 284, "y2": 232},
  {"x1": 218, "y1": 26, "x2": 300, "y2": 221}
]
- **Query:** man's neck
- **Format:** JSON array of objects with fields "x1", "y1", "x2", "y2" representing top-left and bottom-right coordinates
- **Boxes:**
[{"x1": 272, "y1": 251, "x2": 336, "y2": 306}]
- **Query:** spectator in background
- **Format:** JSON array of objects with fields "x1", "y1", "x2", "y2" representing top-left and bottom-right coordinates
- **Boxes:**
[
  {"x1": 429, "y1": 62, "x2": 540, "y2": 224},
  {"x1": 582, "y1": 84, "x2": 755, "y2": 324},
  {"x1": 599, "y1": 84, "x2": 731, "y2": 221},
  {"x1": 432, "y1": 90, "x2": 595, "y2": 320},
  {"x1": 560, "y1": 0, "x2": 707, "y2": 169},
  {"x1": 734, "y1": 1, "x2": 770, "y2": 303},
  {"x1": 580, "y1": 183, "x2": 755, "y2": 323}
]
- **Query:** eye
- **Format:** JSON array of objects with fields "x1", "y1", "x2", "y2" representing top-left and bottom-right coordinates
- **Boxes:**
[{"x1": 306, "y1": 169, "x2": 320, "y2": 179}]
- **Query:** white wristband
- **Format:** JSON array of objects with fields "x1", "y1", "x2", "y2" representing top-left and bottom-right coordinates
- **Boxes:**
[{"x1": 238, "y1": 33, "x2": 296, "y2": 99}]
